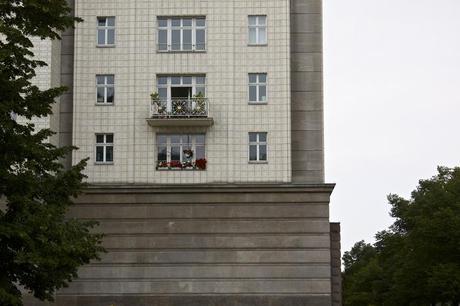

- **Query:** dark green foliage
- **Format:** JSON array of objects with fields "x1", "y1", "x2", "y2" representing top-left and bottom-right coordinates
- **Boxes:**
[
  {"x1": 343, "y1": 167, "x2": 460, "y2": 306},
  {"x1": 0, "y1": 1, "x2": 103, "y2": 305}
]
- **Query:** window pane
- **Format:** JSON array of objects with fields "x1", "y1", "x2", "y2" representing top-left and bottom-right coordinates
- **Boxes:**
[
  {"x1": 196, "y1": 87, "x2": 205, "y2": 96},
  {"x1": 259, "y1": 145, "x2": 267, "y2": 161},
  {"x1": 196, "y1": 18, "x2": 206, "y2": 27},
  {"x1": 259, "y1": 85, "x2": 266, "y2": 102},
  {"x1": 196, "y1": 29, "x2": 205, "y2": 50},
  {"x1": 196, "y1": 76, "x2": 206, "y2": 85},
  {"x1": 258, "y1": 133, "x2": 267, "y2": 142},
  {"x1": 106, "y1": 87, "x2": 114, "y2": 103},
  {"x1": 183, "y1": 29, "x2": 192, "y2": 50},
  {"x1": 248, "y1": 74, "x2": 257, "y2": 83},
  {"x1": 157, "y1": 146, "x2": 167, "y2": 161},
  {"x1": 158, "y1": 88, "x2": 167, "y2": 99},
  {"x1": 183, "y1": 18, "x2": 192, "y2": 26},
  {"x1": 195, "y1": 135, "x2": 205, "y2": 144},
  {"x1": 182, "y1": 76, "x2": 192, "y2": 85},
  {"x1": 97, "y1": 30, "x2": 105, "y2": 45},
  {"x1": 248, "y1": 16, "x2": 257, "y2": 25},
  {"x1": 258, "y1": 74, "x2": 267, "y2": 83},
  {"x1": 171, "y1": 18, "x2": 181, "y2": 27},
  {"x1": 96, "y1": 135, "x2": 104, "y2": 143},
  {"x1": 106, "y1": 134, "x2": 114, "y2": 143},
  {"x1": 98, "y1": 18, "x2": 106, "y2": 26},
  {"x1": 158, "y1": 18, "x2": 167, "y2": 27},
  {"x1": 96, "y1": 146, "x2": 104, "y2": 162},
  {"x1": 249, "y1": 28, "x2": 257, "y2": 44},
  {"x1": 170, "y1": 135, "x2": 181, "y2": 144},
  {"x1": 157, "y1": 135, "x2": 167, "y2": 144},
  {"x1": 249, "y1": 133, "x2": 257, "y2": 142},
  {"x1": 107, "y1": 29, "x2": 115, "y2": 44},
  {"x1": 249, "y1": 145, "x2": 257, "y2": 161},
  {"x1": 196, "y1": 146, "x2": 205, "y2": 160},
  {"x1": 158, "y1": 30, "x2": 167, "y2": 50},
  {"x1": 249, "y1": 85, "x2": 257, "y2": 102},
  {"x1": 259, "y1": 27, "x2": 267, "y2": 44},
  {"x1": 157, "y1": 77, "x2": 168, "y2": 85},
  {"x1": 171, "y1": 30, "x2": 181, "y2": 50},
  {"x1": 106, "y1": 75, "x2": 114, "y2": 84},
  {"x1": 171, "y1": 77, "x2": 181, "y2": 85},
  {"x1": 182, "y1": 135, "x2": 191, "y2": 145},
  {"x1": 107, "y1": 17, "x2": 115, "y2": 26},
  {"x1": 258, "y1": 16, "x2": 266, "y2": 25},
  {"x1": 106, "y1": 146, "x2": 113, "y2": 162},
  {"x1": 96, "y1": 76, "x2": 105, "y2": 84},
  {"x1": 97, "y1": 88, "x2": 105, "y2": 103},
  {"x1": 171, "y1": 146, "x2": 181, "y2": 161}
]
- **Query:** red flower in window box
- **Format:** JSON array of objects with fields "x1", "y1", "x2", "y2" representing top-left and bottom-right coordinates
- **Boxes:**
[
  {"x1": 169, "y1": 160, "x2": 183, "y2": 169},
  {"x1": 157, "y1": 161, "x2": 168, "y2": 168},
  {"x1": 195, "y1": 158, "x2": 207, "y2": 170}
]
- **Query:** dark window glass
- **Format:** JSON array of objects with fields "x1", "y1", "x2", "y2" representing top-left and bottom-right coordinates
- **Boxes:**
[
  {"x1": 97, "y1": 88, "x2": 105, "y2": 103},
  {"x1": 196, "y1": 29, "x2": 205, "y2": 50},
  {"x1": 196, "y1": 146, "x2": 205, "y2": 160},
  {"x1": 96, "y1": 146, "x2": 104, "y2": 162},
  {"x1": 259, "y1": 145, "x2": 267, "y2": 161},
  {"x1": 259, "y1": 133, "x2": 267, "y2": 142},
  {"x1": 106, "y1": 87, "x2": 114, "y2": 103},
  {"x1": 159, "y1": 30, "x2": 167, "y2": 50},
  {"x1": 249, "y1": 145, "x2": 257, "y2": 161},
  {"x1": 106, "y1": 134, "x2": 113, "y2": 143},
  {"x1": 97, "y1": 30, "x2": 105, "y2": 45},
  {"x1": 171, "y1": 30, "x2": 180, "y2": 50},
  {"x1": 107, "y1": 29, "x2": 115, "y2": 44},
  {"x1": 105, "y1": 146, "x2": 113, "y2": 162},
  {"x1": 157, "y1": 146, "x2": 167, "y2": 161},
  {"x1": 196, "y1": 18, "x2": 206, "y2": 27},
  {"x1": 171, "y1": 146, "x2": 181, "y2": 161},
  {"x1": 158, "y1": 19, "x2": 167, "y2": 27},
  {"x1": 249, "y1": 86, "x2": 257, "y2": 102},
  {"x1": 96, "y1": 135, "x2": 104, "y2": 143},
  {"x1": 249, "y1": 133, "x2": 257, "y2": 142}
]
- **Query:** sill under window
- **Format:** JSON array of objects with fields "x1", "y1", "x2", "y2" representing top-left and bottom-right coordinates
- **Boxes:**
[
  {"x1": 248, "y1": 161, "x2": 268, "y2": 164},
  {"x1": 95, "y1": 102, "x2": 114, "y2": 106},
  {"x1": 247, "y1": 43, "x2": 268, "y2": 47},
  {"x1": 95, "y1": 162, "x2": 114, "y2": 165},
  {"x1": 248, "y1": 101, "x2": 268, "y2": 105},
  {"x1": 96, "y1": 44, "x2": 116, "y2": 48},
  {"x1": 156, "y1": 168, "x2": 206, "y2": 171}
]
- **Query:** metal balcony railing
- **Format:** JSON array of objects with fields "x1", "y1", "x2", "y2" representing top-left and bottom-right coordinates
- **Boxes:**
[{"x1": 150, "y1": 98, "x2": 209, "y2": 118}]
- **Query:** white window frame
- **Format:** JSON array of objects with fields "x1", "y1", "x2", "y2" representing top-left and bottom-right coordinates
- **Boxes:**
[
  {"x1": 157, "y1": 17, "x2": 206, "y2": 52},
  {"x1": 96, "y1": 75, "x2": 115, "y2": 104},
  {"x1": 97, "y1": 17, "x2": 115, "y2": 46},
  {"x1": 95, "y1": 134, "x2": 114, "y2": 164},
  {"x1": 156, "y1": 134, "x2": 206, "y2": 169},
  {"x1": 248, "y1": 132, "x2": 268, "y2": 163},
  {"x1": 248, "y1": 15, "x2": 267, "y2": 45},
  {"x1": 248, "y1": 73, "x2": 268, "y2": 103}
]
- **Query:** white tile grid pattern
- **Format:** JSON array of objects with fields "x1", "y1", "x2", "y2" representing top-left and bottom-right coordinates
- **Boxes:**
[{"x1": 72, "y1": 0, "x2": 291, "y2": 184}]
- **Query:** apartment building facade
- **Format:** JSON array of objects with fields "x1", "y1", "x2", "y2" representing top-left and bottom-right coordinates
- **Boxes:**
[{"x1": 25, "y1": 0, "x2": 341, "y2": 305}]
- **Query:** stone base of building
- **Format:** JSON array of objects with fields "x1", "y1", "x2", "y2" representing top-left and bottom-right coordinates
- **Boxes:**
[
  {"x1": 23, "y1": 184, "x2": 339, "y2": 306},
  {"x1": 24, "y1": 295, "x2": 332, "y2": 306}
]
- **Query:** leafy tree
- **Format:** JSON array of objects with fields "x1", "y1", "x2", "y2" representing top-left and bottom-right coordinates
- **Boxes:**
[
  {"x1": 343, "y1": 167, "x2": 460, "y2": 306},
  {"x1": 0, "y1": 1, "x2": 104, "y2": 305}
]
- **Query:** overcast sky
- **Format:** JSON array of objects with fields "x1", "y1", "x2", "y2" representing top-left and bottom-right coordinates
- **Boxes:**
[{"x1": 323, "y1": 0, "x2": 460, "y2": 253}]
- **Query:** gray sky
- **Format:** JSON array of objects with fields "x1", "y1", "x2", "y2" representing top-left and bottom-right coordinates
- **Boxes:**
[{"x1": 324, "y1": 0, "x2": 460, "y2": 254}]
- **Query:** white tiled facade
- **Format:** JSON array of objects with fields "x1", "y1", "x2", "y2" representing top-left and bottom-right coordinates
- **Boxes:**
[{"x1": 72, "y1": 0, "x2": 291, "y2": 184}]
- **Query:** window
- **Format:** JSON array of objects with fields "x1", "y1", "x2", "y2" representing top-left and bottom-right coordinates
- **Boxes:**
[
  {"x1": 157, "y1": 134, "x2": 206, "y2": 170},
  {"x1": 249, "y1": 132, "x2": 267, "y2": 162},
  {"x1": 248, "y1": 15, "x2": 267, "y2": 45},
  {"x1": 97, "y1": 17, "x2": 115, "y2": 46},
  {"x1": 95, "y1": 134, "x2": 114, "y2": 163},
  {"x1": 248, "y1": 73, "x2": 267, "y2": 103},
  {"x1": 96, "y1": 75, "x2": 114, "y2": 104},
  {"x1": 158, "y1": 17, "x2": 206, "y2": 52}
]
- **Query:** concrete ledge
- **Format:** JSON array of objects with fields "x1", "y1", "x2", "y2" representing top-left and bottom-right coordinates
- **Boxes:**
[{"x1": 25, "y1": 295, "x2": 332, "y2": 306}]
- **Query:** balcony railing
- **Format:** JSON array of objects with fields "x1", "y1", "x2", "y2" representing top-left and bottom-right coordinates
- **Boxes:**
[
  {"x1": 147, "y1": 98, "x2": 213, "y2": 127},
  {"x1": 150, "y1": 98, "x2": 209, "y2": 118}
]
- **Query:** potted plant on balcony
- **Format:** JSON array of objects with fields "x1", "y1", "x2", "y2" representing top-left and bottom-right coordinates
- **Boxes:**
[
  {"x1": 150, "y1": 92, "x2": 165, "y2": 116},
  {"x1": 192, "y1": 92, "x2": 206, "y2": 116},
  {"x1": 169, "y1": 160, "x2": 183, "y2": 169},
  {"x1": 156, "y1": 161, "x2": 169, "y2": 170},
  {"x1": 195, "y1": 158, "x2": 207, "y2": 170}
]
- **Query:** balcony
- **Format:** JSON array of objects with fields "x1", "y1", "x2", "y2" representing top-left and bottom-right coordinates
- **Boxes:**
[{"x1": 147, "y1": 98, "x2": 214, "y2": 127}]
